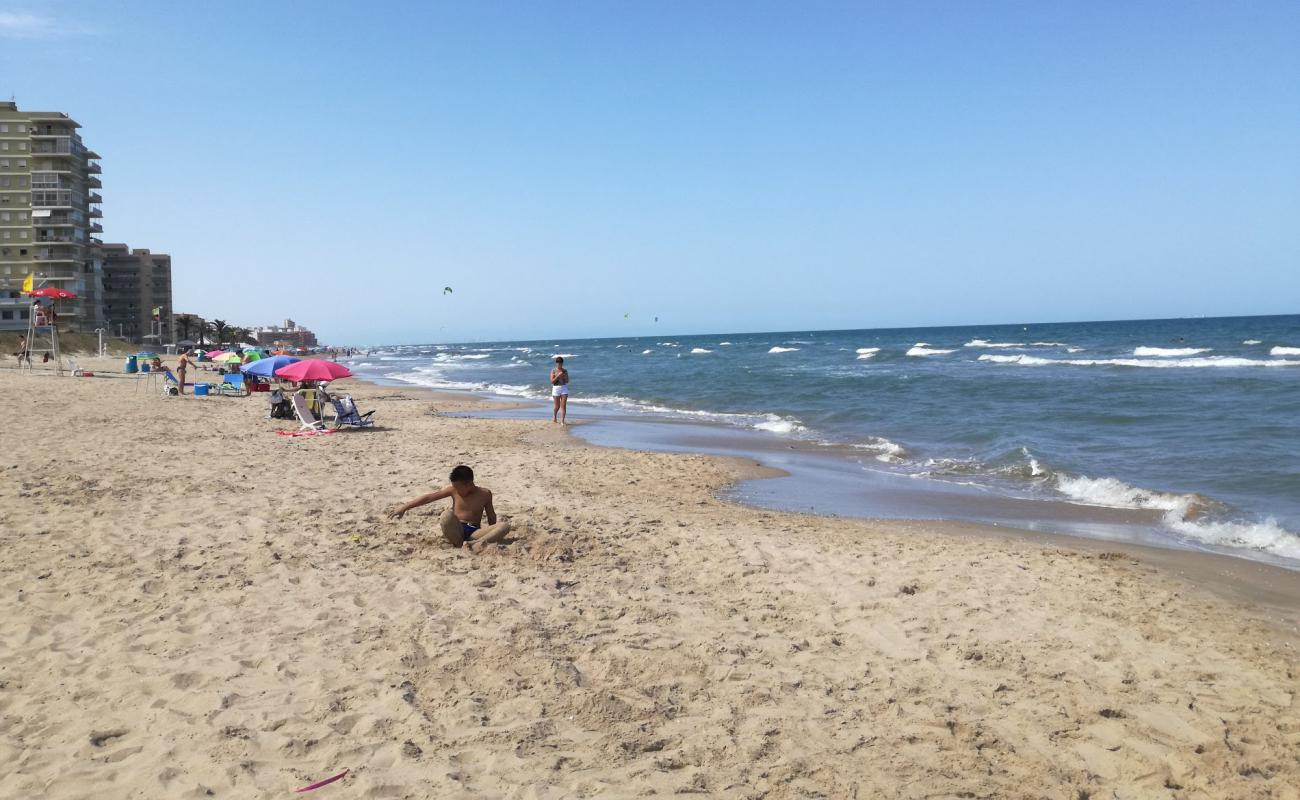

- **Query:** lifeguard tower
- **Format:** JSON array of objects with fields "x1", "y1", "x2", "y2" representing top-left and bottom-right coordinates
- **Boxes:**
[{"x1": 20, "y1": 286, "x2": 74, "y2": 376}]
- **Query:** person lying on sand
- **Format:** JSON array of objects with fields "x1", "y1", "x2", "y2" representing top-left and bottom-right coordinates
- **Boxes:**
[{"x1": 388, "y1": 464, "x2": 511, "y2": 552}]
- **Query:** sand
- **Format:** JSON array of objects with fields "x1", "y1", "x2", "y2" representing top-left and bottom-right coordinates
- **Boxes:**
[{"x1": 1, "y1": 358, "x2": 1298, "y2": 799}]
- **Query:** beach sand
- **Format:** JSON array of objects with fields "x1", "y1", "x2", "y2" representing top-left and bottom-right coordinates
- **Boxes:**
[{"x1": 1, "y1": 360, "x2": 1297, "y2": 798}]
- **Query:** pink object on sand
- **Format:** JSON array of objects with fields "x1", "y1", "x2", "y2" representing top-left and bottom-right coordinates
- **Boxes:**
[{"x1": 295, "y1": 769, "x2": 348, "y2": 792}]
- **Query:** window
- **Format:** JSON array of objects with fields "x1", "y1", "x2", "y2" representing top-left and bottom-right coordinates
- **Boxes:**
[
  {"x1": 17, "y1": 177, "x2": 26, "y2": 187},
  {"x1": 17, "y1": 160, "x2": 24, "y2": 168},
  {"x1": 0, "y1": 212, "x2": 8, "y2": 222},
  {"x1": 0, "y1": 160, "x2": 7, "y2": 168},
  {"x1": 17, "y1": 142, "x2": 26, "y2": 151},
  {"x1": 18, "y1": 231, "x2": 26, "y2": 239},
  {"x1": 1, "y1": 311, "x2": 11, "y2": 320},
  {"x1": 0, "y1": 178, "x2": 7, "y2": 188},
  {"x1": 0, "y1": 143, "x2": 6, "y2": 151},
  {"x1": 1, "y1": 232, "x2": 8, "y2": 240},
  {"x1": 0, "y1": 124, "x2": 7, "y2": 133}
]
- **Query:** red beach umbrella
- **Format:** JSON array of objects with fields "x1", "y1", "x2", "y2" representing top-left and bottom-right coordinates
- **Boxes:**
[
  {"x1": 275, "y1": 359, "x2": 352, "y2": 383},
  {"x1": 26, "y1": 286, "x2": 77, "y2": 299}
]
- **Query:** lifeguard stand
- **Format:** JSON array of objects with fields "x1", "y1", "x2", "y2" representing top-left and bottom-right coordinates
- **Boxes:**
[{"x1": 21, "y1": 300, "x2": 62, "y2": 375}]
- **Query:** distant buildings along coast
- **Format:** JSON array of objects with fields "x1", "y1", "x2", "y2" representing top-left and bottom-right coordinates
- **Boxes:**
[{"x1": 0, "y1": 101, "x2": 172, "y2": 343}]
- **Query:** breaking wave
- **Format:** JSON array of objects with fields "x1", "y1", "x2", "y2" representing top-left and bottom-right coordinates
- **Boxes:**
[
  {"x1": 768, "y1": 346, "x2": 800, "y2": 353},
  {"x1": 1134, "y1": 346, "x2": 1211, "y2": 357},
  {"x1": 1055, "y1": 475, "x2": 1300, "y2": 560},
  {"x1": 907, "y1": 344, "x2": 956, "y2": 356},
  {"x1": 979, "y1": 354, "x2": 1300, "y2": 368},
  {"x1": 1271, "y1": 346, "x2": 1300, "y2": 356}
]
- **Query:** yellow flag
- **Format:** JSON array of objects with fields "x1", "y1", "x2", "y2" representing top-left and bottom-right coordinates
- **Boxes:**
[{"x1": 22, "y1": 273, "x2": 33, "y2": 294}]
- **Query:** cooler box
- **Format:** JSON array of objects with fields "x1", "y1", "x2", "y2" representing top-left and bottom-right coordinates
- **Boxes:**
[
  {"x1": 140, "y1": 362, "x2": 151, "y2": 373},
  {"x1": 124, "y1": 355, "x2": 138, "y2": 374},
  {"x1": 194, "y1": 383, "x2": 211, "y2": 397}
]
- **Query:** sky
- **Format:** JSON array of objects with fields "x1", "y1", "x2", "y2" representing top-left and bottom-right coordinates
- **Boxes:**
[{"x1": 1, "y1": 1, "x2": 1297, "y2": 344}]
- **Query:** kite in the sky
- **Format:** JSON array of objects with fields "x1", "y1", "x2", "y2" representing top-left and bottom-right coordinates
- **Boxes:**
[{"x1": 443, "y1": 286, "x2": 453, "y2": 295}]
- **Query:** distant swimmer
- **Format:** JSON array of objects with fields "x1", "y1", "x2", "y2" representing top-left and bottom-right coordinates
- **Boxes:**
[{"x1": 550, "y1": 356, "x2": 569, "y2": 424}]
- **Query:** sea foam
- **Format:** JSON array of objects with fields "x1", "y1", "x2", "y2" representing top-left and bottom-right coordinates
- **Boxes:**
[
  {"x1": 768, "y1": 346, "x2": 800, "y2": 353},
  {"x1": 1134, "y1": 346, "x2": 1210, "y2": 357},
  {"x1": 1271, "y1": 346, "x2": 1300, "y2": 356},
  {"x1": 965, "y1": 339, "x2": 1025, "y2": 348},
  {"x1": 1055, "y1": 474, "x2": 1300, "y2": 559},
  {"x1": 979, "y1": 354, "x2": 1300, "y2": 368},
  {"x1": 1243, "y1": 340, "x2": 1263, "y2": 345},
  {"x1": 907, "y1": 344, "x2": 955, "y2": 356},
  {"x1": 690, "y1": 348, "x2": 712, "y2": 354}
]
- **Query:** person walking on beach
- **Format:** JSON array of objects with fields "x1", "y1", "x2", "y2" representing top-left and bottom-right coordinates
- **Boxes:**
[
  {"x1": 175, "y1": 349, "x2": 196, "y2": 395},
  {"x1": 13, "y1": 334, "x2": 30, "y2": 365},
  {"x1": 388, "y1": 465, "x2": 511, "y2": 552},
  {"x1": 550, "y1": 356, "x2": 569, "y2": 424}
]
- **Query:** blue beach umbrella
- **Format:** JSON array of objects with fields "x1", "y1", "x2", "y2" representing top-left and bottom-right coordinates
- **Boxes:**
[{"x1": 240, "y1": 354, "x2": 300, "y2": 377}]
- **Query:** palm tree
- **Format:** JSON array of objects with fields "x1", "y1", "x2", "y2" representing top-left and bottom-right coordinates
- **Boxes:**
[
  {"x1": 211, "y1": 319, "x2": 229, "y2": 347},
  {"x1": 175, "y1": 314, "x2": 197, "y2": 345}
]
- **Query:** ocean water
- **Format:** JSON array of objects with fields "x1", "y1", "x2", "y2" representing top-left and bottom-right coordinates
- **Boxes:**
[{"x1": 349, "y1": 315, "x2": 1300, "y2": 564}]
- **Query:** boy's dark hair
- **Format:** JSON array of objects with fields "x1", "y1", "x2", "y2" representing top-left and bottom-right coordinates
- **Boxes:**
[{"x1": 449, "y1": 465, "x2": 474, "y2": 484}]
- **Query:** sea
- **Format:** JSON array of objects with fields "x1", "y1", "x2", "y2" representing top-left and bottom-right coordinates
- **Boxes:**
[{"x1": 348, "y1": 314, "x2": 1300, "y2": 567}]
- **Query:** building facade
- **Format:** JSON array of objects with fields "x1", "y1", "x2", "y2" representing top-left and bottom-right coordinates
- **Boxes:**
[
  {"x1": 101, "y1": 244, "x2": 173, "y2": 343},
  {"x1": 0, "y1": 102, "x2": 105, "y2": 332},
  {"x1": 254, "y1": 319, "x2": 318, "y2": 349}
]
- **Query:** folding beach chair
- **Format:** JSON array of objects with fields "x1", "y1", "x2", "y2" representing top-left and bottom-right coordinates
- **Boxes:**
[
  {"x1": 218, "y1": 373, "x2": 247, "y2": 397},
  {"x1": 290, "y1": 392, "x2": 325, "y2": 431},
  {"x1": 160, "y1": 368, "x2": 181, "y2": 396},
  {"x1": 328, "y1": 395, "x2": 375, "y2": 429}
]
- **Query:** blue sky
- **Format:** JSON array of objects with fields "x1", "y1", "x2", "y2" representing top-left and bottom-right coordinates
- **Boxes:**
[{"x1": 2, "y1": 1, "x2": 1297, "y2": 344}]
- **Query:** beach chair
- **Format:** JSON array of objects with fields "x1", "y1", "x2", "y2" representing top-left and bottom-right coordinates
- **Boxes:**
[
  {"x1": 290, "y1": 392, "x2": 325, "y2": 431},
  {"x1": 218, "y1": 373, "x2": 247, "y2": 397},
  {"x1": 329, "y1": 395, "x2": 375, "y2": 429},
  {"x1": 160, "y1": 368, "x2": 181, "y2": 396}
]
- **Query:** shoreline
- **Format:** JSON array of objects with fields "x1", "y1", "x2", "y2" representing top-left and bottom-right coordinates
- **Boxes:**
[
  {"x1": 352, "y1": 361, "x2": 1300, "y2": 573},
  {"x1": 4, "y1": 358, "x2": 1298, "y2": 797},
  {"x1": 341, "y1": 371, "x2": 1300, "y2": 635}
]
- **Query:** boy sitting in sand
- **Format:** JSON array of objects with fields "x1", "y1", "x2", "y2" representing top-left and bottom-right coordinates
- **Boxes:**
[{"x1": 388, "y1": 465, "x2": 511, "y2": 552}]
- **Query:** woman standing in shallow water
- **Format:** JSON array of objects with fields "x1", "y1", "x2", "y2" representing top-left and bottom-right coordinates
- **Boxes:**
[{"x1": 550, "y1": 356, "x2": 569, "y2": 424}]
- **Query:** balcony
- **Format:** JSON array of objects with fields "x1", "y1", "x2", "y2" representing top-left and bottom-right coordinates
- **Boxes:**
[
  {"x1": 31, "y1": 141, "x2": 81, "y2": 156},
  {"x1": 30, "y1": 129, "x2": 78, "y2": 139},
  {"x1": 86, "y1": 161, "x2": 101, "y2": 174},
  {"x1": 35, "y1": 233, "x2": 79, "y2": 243},
  {"x1": 89, "y1": 222, "x2": 103, "y2": 232},
  {"x1": 33, "y1": 253, "x2": 82, "y2": 262},
  {"x1": 87, "y1": 193, "x2": 103, "y2": 204},
  {"x1": 85, "y1": 176, "x2": 102, "y2": 188},
  {"x1": 89, "y1": 208, "x2": 103, "y2": 218},
  {"x1": 30, "y1": 190, "x2": 79, "y2": 208}
]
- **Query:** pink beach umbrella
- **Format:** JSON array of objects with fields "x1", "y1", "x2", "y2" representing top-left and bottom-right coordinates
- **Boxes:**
[
  {"x1": 205, "y1": 349, "x2": 228, "y2": 359},
  {"x1": 274, "y1": 359, "x2": 353, "y2": 383}
]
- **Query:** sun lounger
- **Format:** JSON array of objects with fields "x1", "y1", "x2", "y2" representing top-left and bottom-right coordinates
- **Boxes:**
[
  {"x1": 290, "y1": 392, "x2": 325, "y2": 431},
  {"x1": 328, "y1": 395, "x2": 375, "y2": 429}
]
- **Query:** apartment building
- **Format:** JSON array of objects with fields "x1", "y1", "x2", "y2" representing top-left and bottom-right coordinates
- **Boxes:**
[
  {"x1": 0, "y1": 101, "x2": 105, "y2": 332},
  {"x1": 101, "y1": 244, "x2": 172, "y2": 343},
  {"x1": 254, "y1": 319, "x2": 318, "y2": 349}
]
